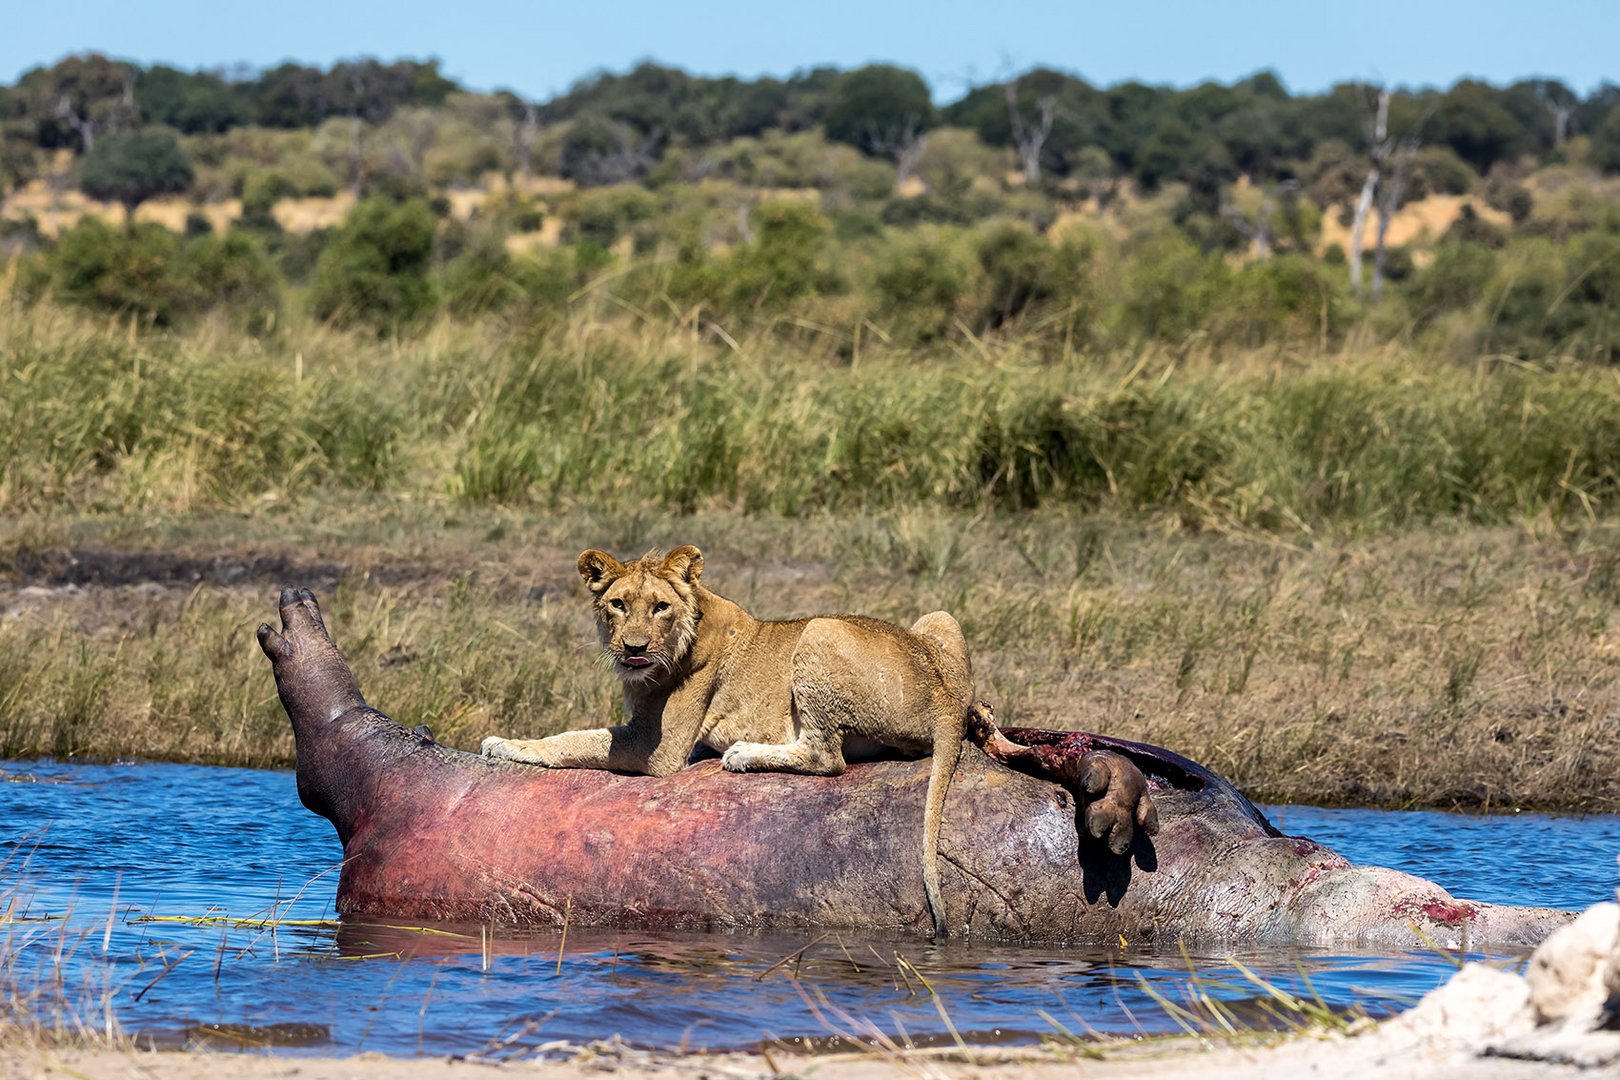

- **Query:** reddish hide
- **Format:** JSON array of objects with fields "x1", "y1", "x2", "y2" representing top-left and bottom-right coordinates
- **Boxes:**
[{"x1": 259, "y1": 588, "x2": 1569, "y2": 948}]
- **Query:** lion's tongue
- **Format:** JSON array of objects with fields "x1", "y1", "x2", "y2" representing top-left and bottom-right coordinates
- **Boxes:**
[{"x1": 623, "y1": 656, "x2": 653, "y2": 668}]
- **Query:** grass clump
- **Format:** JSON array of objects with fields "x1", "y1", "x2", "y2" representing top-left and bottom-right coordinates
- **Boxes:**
[{"x1": 6, "y1": 299, "x2": 1620, "y2": 533}]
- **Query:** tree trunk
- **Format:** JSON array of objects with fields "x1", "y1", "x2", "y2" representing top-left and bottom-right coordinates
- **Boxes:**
[
  {"x1": 1348, "y1": 89, "x2": 1392, "y2": 296},
  {"x1": 349, "y1": 115, "x2": 364, "y2": 197},
  {"x1": 1348, "y1": 166, "x2": 1379, "y2": 293}
]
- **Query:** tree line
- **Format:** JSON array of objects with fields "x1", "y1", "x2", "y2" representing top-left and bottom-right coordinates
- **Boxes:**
[{"x1": 5, "y1": 54, "x2": 1620, "y2": 198}]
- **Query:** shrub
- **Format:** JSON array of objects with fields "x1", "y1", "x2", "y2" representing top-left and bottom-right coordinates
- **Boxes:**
[
  {"x1": 308, "y1": 197, "x2": 437, "y2": 329},
  {"x1": 1110, "y1": 228, "x2": 1229, "y2": 342},
  {"x1": 1485, "y1": 180, "x2": 1535, "y2": 224},
  {"x1": 973, "y1": 222, "x2": 1058, "y2": 330},
  {"x1": 49, "y1": 218, "x2": 193, "y2": 324},
  {"x1": 560, "y1": 184, "x2": 662, "y2": 251},
  {"x1": 1408, "y1": 242, "x2": 1498, "y2": 319},
  {"x1": 180, "y1": 230, "x2": 282, "y2": 332},
  {"x1": 1404, "y1": 147, "x2": 1476, "y2": 199},
  {"x1": 669, "y1": 199, "x2": 837, "y2": 315},
  {"x1": 870, "y1": 228, "x2": 970, "y2": 341},
  {"x1": 1213, "y1": 255, "x2": 1344, "y2": 347}
]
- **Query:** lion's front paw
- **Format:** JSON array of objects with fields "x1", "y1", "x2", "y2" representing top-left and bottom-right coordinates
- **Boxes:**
[
  {"x1": 721, "y1": 742, "x2": 763, "y2": 772},
  {"x1": 481, "y1": 736, "x2": 514, "y2": 760},
  {"x1": 1077, "y1": 750, "x2": 1161, "y2": 855}
]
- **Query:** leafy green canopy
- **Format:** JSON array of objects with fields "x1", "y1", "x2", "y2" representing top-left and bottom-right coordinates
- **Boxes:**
[{"x1": 78, "y1": 128, "x2": 194, "y2": 210}]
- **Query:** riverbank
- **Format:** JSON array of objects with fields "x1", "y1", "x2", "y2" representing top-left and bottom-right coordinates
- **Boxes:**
[
  {"x1": 0, "y1": 1027, "x2": 1600, "y2": 1080},
  {"x1": 4, "y1": 503, "x2": 1620, "y2": 811}
]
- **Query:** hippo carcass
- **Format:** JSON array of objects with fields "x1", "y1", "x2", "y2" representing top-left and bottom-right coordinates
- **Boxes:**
[{"x1": 257, "y1": 587, "x2": 1568, "y2": 948}]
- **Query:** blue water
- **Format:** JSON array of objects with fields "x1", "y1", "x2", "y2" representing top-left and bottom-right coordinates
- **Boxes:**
[{"x1": 3, "y1": 759, "x2": 1618, "y2": 1057}]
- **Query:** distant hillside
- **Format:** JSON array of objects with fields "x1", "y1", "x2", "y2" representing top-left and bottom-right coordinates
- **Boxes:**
[
  {"x1": 3, "y1": 55, "x2": 1618, "y2": 202},
  {"x1": 4, "y1": 54, "x2": 1620, "y2": 364}
]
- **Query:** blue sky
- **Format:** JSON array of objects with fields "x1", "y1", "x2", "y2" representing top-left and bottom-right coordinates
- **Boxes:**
[{"x1": 5, "y1": 0, "x2": 1616, "y2": 100}]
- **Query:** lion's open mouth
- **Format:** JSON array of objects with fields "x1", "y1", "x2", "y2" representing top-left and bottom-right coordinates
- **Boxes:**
[{"x1": 621, "y1": 656, "x2": 653, "y2": 669}]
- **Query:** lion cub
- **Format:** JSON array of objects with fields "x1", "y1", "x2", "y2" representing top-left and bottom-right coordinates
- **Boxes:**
[{"x1": 481, "y1": 545, "x2": 973, "y2": 939}]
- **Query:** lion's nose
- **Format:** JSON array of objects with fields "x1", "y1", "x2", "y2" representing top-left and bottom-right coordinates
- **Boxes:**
[{"x1": 623, "y1": 638, "x2": 649, "y2": 655}]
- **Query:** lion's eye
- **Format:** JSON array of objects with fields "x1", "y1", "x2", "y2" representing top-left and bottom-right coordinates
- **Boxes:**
[
  {"x1": 607, "y1": 598, "x2": 626, "y2": 613},
  {"x1": 652, "y1": 601, "x2": 671, "y2": 615}
]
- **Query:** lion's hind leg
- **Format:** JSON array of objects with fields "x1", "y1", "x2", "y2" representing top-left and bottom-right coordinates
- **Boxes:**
[
  {"x1": 720, "y1": 728, "x2": 847, "y2": 774},
  {"x1": 720, "y1": 619, "x2": 858, "y2": 776}
]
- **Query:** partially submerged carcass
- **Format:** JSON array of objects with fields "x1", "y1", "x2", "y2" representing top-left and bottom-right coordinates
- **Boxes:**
[{"x1": 258, "y1": 588, "x2": 1568, "y2": 948}]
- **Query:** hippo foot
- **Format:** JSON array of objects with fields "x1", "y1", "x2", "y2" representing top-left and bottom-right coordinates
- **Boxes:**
[
  {"x1": 257, "y1": 587, "x2": 367, "y2": 726},
  {"x1": 1076, "y1": 749, "x2": 1161, "y2": 855},
  {"x1": 968, "y1": 700, "x2": 1159, "y2": 855}
]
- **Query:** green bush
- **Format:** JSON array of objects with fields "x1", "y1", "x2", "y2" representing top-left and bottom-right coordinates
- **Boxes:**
[
  {"x1": 1405, "y1": 147, "x2": 1476, "y2": 199},
  {"x1": 560, "y1": 184, "x2": 662, "y2": 250},
  {"x1": 1486, "y1": 180, "x2": 1534, "y2": 224},
  {"x1": 1484, "y1": 232, "x2": 1620, "y2": 360},
  {"x1": 973, "y1": 222, "x2": 1058, "y2": 330},
  {"x1": 1408, "y1": 242, "x2": 1498, "y2": 319},
  {"x1": 240, "y1": 170, "x2": 297, "y2": 220},
  {"x1": 180, "y1": 230, "x2": 282, "y2": 332},
  {"x1": 79, "y1": 129, "x2": 194, "y2": 210},
  {"x1": 1109, "y1": 228, "x2": 1229, "y2": 342},
  {"x1": 48, "y1": 218, "x2": 193, "y2": 324},
  {"x1": 308, "y1": 198, "x2": 437, "y2": 329},
  {"x1": 667, "y1": 199, "x2": 837, "y2": 315},
  {"x1": 870, "y1": 228, "x2": 970, "y2": 341},
  {"x1": 1212, "y1": 255, "x2": 1344, "y2": 347}
]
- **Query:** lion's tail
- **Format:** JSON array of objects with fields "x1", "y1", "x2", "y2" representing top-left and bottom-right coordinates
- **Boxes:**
[{"x1": 923, "y1": 711, "x2": 967, "y2": 942}]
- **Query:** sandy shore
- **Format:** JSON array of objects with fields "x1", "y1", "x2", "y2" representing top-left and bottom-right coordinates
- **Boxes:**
[{"x1": 0, "y1": 1036, "x2": 1594, "y2": 1080}]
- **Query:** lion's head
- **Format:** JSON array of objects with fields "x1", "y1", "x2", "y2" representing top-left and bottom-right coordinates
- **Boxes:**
[{"x1": 576, "y1": 545, "x2": 703, "y2": 682}]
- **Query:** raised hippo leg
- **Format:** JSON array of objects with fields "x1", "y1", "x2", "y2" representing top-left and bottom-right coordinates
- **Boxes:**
[
  {"x1": 968, "y1": 701, "x2": 1159, "y2": 855},
  {"x1": 257, "y1": 587, "x2": 366, "y2": 729}
]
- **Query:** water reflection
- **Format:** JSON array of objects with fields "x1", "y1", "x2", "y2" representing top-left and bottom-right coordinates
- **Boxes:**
[{"x1": 3, "y1": 758, "x2": 1615, "y2": 1056}]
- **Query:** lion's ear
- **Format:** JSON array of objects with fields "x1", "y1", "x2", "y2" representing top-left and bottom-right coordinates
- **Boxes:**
[
  {"x1": 577, "y1": 549, "x2": 622, "y2": 592},
  {"x1": 662, "y1": 545, "x2": 703, "y2": 586}
]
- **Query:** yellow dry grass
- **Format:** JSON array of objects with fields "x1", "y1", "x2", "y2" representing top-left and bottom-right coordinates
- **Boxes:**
[
  {"x1": 270, "y1": 192, "x2": 356, "y2": 233},
  {"x1": 504, "y1": 217, "x2": 565, "y2": 252},
  {"x1": 2, "y1": 183, "x2": 237, "y2": 237},
  {"x1": 482, "y1": 171, "x2": 576, "y2": 197},
  {"x1": 1, "y1": 181, "x2": 122, "y2": 237},
  {"x1": 1317, "y1": 194, "x2": 1510, "y2": 255},
  {"x1": 755, "y1": 186, "x2": 823, "y2": 205},
  {"x1": 445, "y1": 188, "x2": 486, "y2": 221}
]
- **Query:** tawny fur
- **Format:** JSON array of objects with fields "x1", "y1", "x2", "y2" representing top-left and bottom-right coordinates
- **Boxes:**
[{"x1": 481, "y1": 545, "x2": 974, "y2": 939}]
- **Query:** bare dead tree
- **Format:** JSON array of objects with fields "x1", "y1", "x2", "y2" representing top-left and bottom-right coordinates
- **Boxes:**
[
  {"x1": 348, "y1": 115, "x2": 365, "y2": 197},
  {"x1": 1347, "y1": 89, "x2": 1389, "y2": 295},
  {"x1": 1540, "y1": 90, "x2": 1574, "y2": 149},
  {"x1": 1371, "y1": 134, "x2": 1420, "y2": 299},
  {"x1": 53, "y1": 72, "x2": 135, "y2": 155},
  {"x1": 346, "y1": 69, "x2": 369, "y2": 197},
  {"x1": 1004, "y1": 79, "x2": 1057, "y2": 185},
  {"x1": 55, "y1": 94, "x2": 97, "y2": 153},
  {"x1": 408, "y1": 111, "x2": 436, "y2": 177},
  {"x1": 1348, "y1": 88, "x2": 1427, "y2": 297},
  {"x1": 1220, "y1": 180, "x2": 1299, "y2": 260},
  {"x1": 513, "y1": 101, "x2": 538, "y2": 181},
  {"x1": 867, "y1": 117, "x2": 930, "y2": 189}
]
